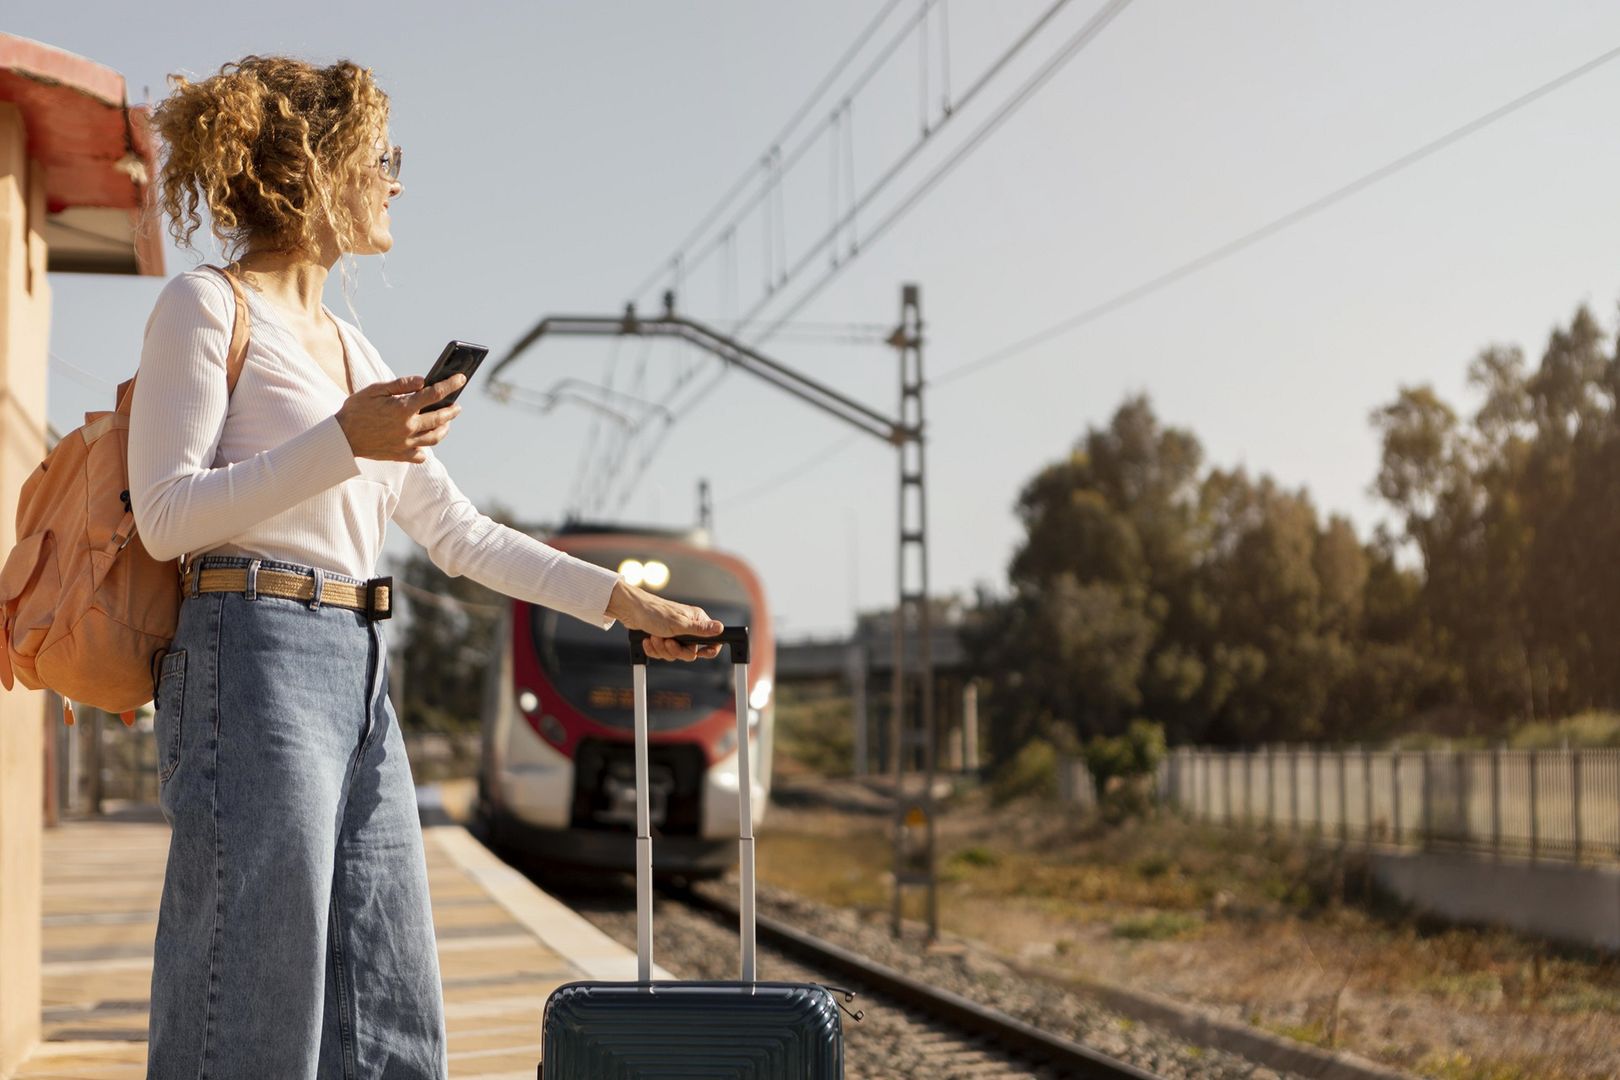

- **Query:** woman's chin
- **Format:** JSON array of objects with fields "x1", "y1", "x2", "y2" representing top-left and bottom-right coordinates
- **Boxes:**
[{"x1": 356, "y1": 231, "x2": 393, "y2": 256}]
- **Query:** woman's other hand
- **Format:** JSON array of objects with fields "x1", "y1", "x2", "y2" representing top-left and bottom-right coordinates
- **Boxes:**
[
  {"x1": 606, "y1": 579, "x2": 724, "y2": 661},
  {"x1": 336, "y1": 374, "x2": 465, "y2": 464}
]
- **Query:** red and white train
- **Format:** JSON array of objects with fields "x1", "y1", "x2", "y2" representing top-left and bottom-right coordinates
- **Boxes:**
[{"x1": 474, "y1": 524, "x2": 775, "y2": 877}]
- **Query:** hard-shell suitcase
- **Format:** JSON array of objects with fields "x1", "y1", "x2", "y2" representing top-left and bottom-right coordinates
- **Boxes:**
[{"x1": 539, "y1": 626, "x2": 845, "y2": 1078}]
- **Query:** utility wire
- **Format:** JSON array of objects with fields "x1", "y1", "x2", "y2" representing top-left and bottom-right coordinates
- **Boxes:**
[
  {"x1": 934, "y1": 38, "x2": 1620, "y2": 389},
  {"x1": 607, "y1": 362, "x2": 733, "y2": 513},
  {"x1": 721, "y1": 433, "x2": 862, "y2": 510},
  {"x1": 394, "y1": 577, "x2": 503, "y2": 616},
  {"x1": 598, "y1": 2, "x2": 1091, "y2": 513},
  {"x1": 714, "y1": 32, "x2": 1620, "y2": 513},
  {"x1": 745, "y1": 0, "x2": 1134, "y2": 345},
  {"x1": 49, "y1": 352, "x2": 117, "y2": 391},
  {"x1": 648, "y1": 0, "x2": 946, "y2": 306},
  {"x1": 628, "y1": 0, "x2": 909, "y2": 303}
]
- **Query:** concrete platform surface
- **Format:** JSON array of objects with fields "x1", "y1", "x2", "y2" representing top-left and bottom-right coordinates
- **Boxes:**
[{"x1": 5, "y1": 781, "x2": 661, "y2": 1080}]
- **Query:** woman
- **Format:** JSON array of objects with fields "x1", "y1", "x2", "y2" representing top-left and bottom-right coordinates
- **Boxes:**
[{"x1": 129, "y1": 55, "x2": 721, "y2": 1079}]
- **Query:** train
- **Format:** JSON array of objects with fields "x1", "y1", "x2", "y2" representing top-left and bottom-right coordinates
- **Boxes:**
[{"x1": 474, "y1": 522, "x2": 775, "y2": 877}]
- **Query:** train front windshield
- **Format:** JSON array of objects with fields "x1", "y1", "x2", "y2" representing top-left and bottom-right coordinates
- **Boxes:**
[{"x1": 532, "y1": 550, "x2": 752, "y2": 732}]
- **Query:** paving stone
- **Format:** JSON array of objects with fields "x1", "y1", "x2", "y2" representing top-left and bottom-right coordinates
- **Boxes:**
[{"x1": 11, "y1": 793, "x2": 615, "y2": 1078}]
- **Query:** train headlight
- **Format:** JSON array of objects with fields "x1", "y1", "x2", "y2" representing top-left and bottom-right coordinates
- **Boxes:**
[
  {"x1": 517, "y1": 690, "x2": 539, "y2": 714},
  {"x1": 642, "y1": 560, "x2": 670, "y2": 591},
  {"x1": 617, "y1": 559, "x2": 645, "y2": 587}
]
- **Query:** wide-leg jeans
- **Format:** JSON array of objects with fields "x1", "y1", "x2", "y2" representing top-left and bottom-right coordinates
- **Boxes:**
[{"x1": 146, "y1": 555, "x2": 449, "y2": 1079}]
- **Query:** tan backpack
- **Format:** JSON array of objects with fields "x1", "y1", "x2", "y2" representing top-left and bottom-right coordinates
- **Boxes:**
[{"x1": 0, "y1": 264, "x2": 252, "y2": 725}]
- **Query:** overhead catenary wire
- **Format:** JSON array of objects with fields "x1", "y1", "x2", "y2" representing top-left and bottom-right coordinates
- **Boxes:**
[
  {"x1": 393, "y1": 577, "x2": 504, "y2": 616},
  {"x1": 722, "y1": 433, "x2": 863, "y2": 510},
  {"x1": 933, "y1": 38, "x2": 1620, "y2": 389},
  {"x1": 606, "y1": 361, "x2": 734, "y2": 514},
  {"x1": 720, "y1": 36, "x2": 1620, "y2": 513},
  {"x1": 567, "y1": 335, "x2": 624, "y2": 516},
  {"x1": 539, "y1": 4, "x2": 1085, "y2": 517},
  {"x1": 628, "y1": 0, "x2": 910, "y2": 304},
  {"x1": 743, "y1": 0, "x2": 1135, "y2": 346},
  {"x1": 640, "y1": 0, "x2": 945, "y2": 306},
  {"x1": 49, "y1": 352, "x2": 117, "y2": 391}
]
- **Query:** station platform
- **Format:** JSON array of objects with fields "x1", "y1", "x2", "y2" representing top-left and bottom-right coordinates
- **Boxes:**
[{"x1": 6, "y1": 780, "x2": 664, "y2": 1080}]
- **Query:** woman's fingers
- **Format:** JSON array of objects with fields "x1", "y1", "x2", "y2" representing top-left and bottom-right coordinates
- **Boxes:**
[
  {"x1": 337, "y1": 376, "x2": 466, "y2": 463},
  {"x1": 644, "y1": 636, "x2": 723, "y2": 662},
  {"x1": 403, "y1": 405, "x2": 461, "y2": 447},
  {"x1": 408, "y1": 373, "x2": 466, "y2": 411}
]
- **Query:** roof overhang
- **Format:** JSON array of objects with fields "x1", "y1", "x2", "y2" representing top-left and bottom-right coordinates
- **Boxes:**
[{"x1": 0, "y1": 33, "x2": 163, "y2": 276}]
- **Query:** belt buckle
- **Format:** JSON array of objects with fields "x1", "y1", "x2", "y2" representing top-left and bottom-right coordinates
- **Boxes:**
[{"x1": 365, "y1": 576, "x2": 392, "y2": 621}]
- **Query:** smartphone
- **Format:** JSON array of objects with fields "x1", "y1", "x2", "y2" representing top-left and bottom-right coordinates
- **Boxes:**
[{"x1": 420, "y1": 340, "x2": 489, "y2": 413}]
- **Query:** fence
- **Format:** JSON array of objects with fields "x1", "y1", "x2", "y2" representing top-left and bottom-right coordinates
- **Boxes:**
[
  {"x1": 47, "y1": 693, "x2": 162, "y2": 818},
  {"x1": 1161, "y1": 744, "x2": 1620, "y2": 864},
  {"x1": 45, "y1": 690, "x2": 474, "y2": 821},
  {"x1": 1058, "y1": 756, "x2": 1098, "y2": 812}
]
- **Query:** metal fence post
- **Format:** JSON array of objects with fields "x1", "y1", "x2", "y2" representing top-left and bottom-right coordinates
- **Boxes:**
[
  {"x1": 1572, "y1": 748, "x2": 1583, "y2": 865},
  {"x1": 1202, "y1": 750, "x2": 1211, "y2": 822},
  {"x1": 1246, "y1": 749, "x2": 1255, "y2": 825},
  {"x1": 1388, "y1": 747, "x2": 1398, "y2": 847},
  {"x1": 1529, "y1": 748, "x2": 1539, "y2": 864},
  {"x1": 1338, "y1": 745, "x2": 1348, "y2": 848},
  {"x1": 1314, "y1": 745, "x2": 1324, "y2": 839},
  {"x1": 88, "y1": 707, "x2": 104, "y2": 815},
  {"x1": 1289, "y1": 744, "x2": 1300, "y2": 833},
  {"x1": 1360, "y1": 744, "x2": 1373, "y2": 854},
  {"x1": 1491, "y1": 743, "x2": 1502, "y2": 860},
  {"x1": 1266, "y1": 745, "x2": 1276, "y2": 833},
  {"x1": 1456, "y1": 750, "x2": 1468, "y2": 848},
  {"x1": 1420, "y1": 749, "x2": 1432, "y2": 851}
]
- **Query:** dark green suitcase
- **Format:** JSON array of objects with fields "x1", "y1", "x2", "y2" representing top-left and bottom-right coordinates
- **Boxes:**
[{"x1": 538, "y1": 628, "x2": 845, "y2": 1078}]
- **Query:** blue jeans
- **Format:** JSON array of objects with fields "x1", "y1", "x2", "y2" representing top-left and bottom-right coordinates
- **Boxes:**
[{"x1": 146, "y1": 555, "x2": 449, "y2": 1079}]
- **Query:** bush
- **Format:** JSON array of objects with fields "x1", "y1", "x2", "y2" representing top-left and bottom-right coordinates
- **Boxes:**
[
  {"x1": 1083, "y1": 719, "x2": 1167, "y2": 820},
  {"x1": 773, "y1": 683, "x2": 856, "y2": 774},
  {"x1": 1083, "y1": 719, "x2": 1166, "y2": 785},
  {"x1": 1508, "y1": 711, "x2": 1620, "y2": 750},
  {"x1": 991, "y1": 738, "x2": 1059, "y2": 804}
]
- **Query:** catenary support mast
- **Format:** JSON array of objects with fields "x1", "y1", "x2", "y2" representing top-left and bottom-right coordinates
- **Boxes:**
[{"x1": 488, "y1": 285, "x2": 939, "y2": 941}]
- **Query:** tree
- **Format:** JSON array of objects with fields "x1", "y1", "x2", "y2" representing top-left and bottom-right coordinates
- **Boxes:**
[{"x1": 1370, "y1": 301, "x2": 1620, "y2": 730}]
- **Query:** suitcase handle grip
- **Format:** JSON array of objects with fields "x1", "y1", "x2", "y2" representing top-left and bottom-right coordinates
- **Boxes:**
[{"x1": 628, "y1": 626, "x2": 750, "y2": 664}]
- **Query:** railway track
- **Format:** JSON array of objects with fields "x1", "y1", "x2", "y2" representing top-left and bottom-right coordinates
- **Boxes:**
[
  {"x1": 663, "y1": 881, "x2": 1163, "y2": 1080},
  {"x1": 485, "y1": 816, "x2": 1291, "y2": 1078}
]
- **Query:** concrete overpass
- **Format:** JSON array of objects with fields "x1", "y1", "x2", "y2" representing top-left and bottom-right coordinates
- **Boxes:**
[{"x1": 774, "y1": 612, "x2": 979, "y2": 774}]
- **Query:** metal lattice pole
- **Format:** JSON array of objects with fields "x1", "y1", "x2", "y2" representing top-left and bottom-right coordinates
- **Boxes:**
[{"x1": 889, "y1": 284, "x2": 936, "y2": 943}]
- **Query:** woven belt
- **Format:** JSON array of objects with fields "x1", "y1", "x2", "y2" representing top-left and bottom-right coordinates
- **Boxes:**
[{"x1": 179, "y1": 566, "x2": 392, "y2": 620}]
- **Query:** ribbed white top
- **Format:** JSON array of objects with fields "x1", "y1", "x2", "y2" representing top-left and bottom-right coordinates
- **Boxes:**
[{"x1": 127, "y1": 266, "x2": 621, "y2": 629}]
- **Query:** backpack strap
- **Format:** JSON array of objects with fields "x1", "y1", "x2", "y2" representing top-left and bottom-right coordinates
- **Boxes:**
[
  {"x1": 114, "y1": 264, "x2": 253, "y2": 415},
  {"x1": 202, "y1": 263, "x2": 252, "y2": 395}
]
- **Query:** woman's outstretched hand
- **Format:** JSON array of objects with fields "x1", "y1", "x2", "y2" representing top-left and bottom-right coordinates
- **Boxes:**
[
  {"x1": 606, "y1": 579, "x2": 724, "y2": 661},
  {"x1": 335, "y1": 374, "x2": 465, "y2": 464}
]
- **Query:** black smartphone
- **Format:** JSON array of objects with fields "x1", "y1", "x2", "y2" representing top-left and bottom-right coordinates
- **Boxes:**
[{"x1": 420, "y1": 340, "x2": 489, "y2": 413}]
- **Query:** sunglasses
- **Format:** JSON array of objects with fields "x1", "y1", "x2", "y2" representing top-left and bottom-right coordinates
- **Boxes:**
[{"x1": 375, "y1": 144, "x2": 402, "y2": 181}]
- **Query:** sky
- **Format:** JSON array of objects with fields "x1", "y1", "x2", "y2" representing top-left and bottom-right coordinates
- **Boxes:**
[{"x1": 16, "y1": 1, "x2": 1620, "y2": 639}]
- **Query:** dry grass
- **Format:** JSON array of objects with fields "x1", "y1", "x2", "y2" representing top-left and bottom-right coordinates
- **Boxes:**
[{"x1": 756, "y1": 774, "x2": 1620, "y2": 1080}]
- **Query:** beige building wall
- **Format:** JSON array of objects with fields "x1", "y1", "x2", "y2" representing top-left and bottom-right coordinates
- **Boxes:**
[{"x1": 0, "y1": 99, "x2": 51, "y2": 1075}]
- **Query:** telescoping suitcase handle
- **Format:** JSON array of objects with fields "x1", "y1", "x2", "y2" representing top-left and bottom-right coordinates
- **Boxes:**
[{"x1": 627, "y1": 627, "x2": 756, "y2": 985}]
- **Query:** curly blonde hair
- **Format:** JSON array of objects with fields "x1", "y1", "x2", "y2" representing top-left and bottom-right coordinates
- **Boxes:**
[{"x1": 145, "y1": 55, "x2": 390, "y2": 268}]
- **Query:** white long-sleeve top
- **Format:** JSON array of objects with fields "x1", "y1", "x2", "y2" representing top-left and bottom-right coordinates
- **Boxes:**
[{"x1": 127, "y1": 265, "x2": 620, "y2": 629}]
